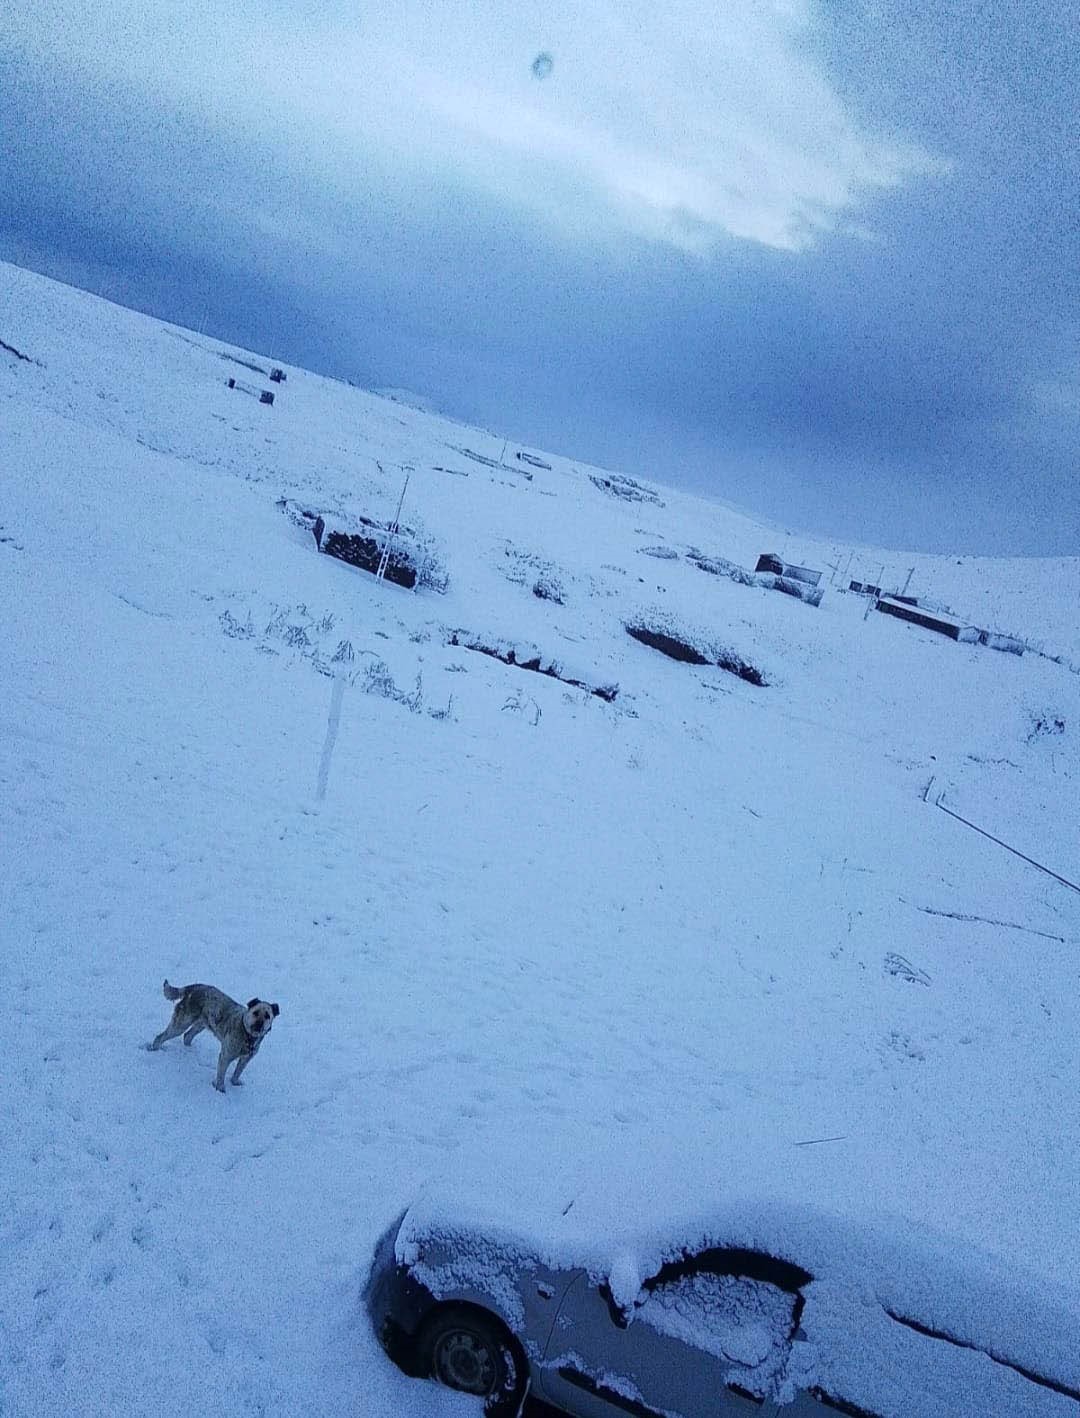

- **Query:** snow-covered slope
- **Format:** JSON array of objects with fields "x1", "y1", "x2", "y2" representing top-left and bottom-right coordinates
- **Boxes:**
[{"x1": 2, "y1": 260, "x2": 1078, "y2": 1417}]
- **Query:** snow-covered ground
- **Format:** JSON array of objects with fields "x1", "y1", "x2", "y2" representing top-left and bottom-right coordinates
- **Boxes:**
[{"x1": 1, "y1": 259, "x2": 1077, "y2": 1417}]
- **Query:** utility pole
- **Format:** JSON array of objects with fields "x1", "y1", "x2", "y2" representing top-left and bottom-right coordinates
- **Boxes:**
[
  {"x1": 376, "y1": 470, "x2": 411, "y2": 581},
  {"x1": 863, "y1": 563, "x2": 885, "y2": 621}
]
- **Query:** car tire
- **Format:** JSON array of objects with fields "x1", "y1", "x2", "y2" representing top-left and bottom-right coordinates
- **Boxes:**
[{"x1": 418, "y1": 1306, "x2": 527, "y2": 1416}]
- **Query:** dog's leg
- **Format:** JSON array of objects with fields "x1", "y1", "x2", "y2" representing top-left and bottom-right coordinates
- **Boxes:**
[
  {"x1": 213, "y1": 1047, "x2": 231, "y2": 1093},
  {"x1": 148, "y1": 1014, "x2": 188, "y2": 1050},
  {"x1": 183, "y1": 1022, "x2": 207, "y2": 1046},
  {"x1": 230, "y1": 1054, "x2": 252, "y2": 1086}
]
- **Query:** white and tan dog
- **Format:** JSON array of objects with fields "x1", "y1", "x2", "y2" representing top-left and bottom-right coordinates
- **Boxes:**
[{"x1": 148, "y1": 979, "x2": 280, "y2": 1092}]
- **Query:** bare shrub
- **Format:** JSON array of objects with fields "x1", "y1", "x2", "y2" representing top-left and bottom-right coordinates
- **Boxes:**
[{"x1": 532, "y1": 572, "x2": 565, "y2": 603}]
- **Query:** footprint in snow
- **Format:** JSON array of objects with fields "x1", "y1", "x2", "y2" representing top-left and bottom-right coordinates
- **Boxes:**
[
  {"x1": 33, "y1": 1297, "x2": 57, "y2": 1337},
  {"x1": 882, "y1": 1030, "x2": 926, "y2": 1062},
  {"x1": 223, "y1": 1147, "x2": 269, "y2": 1173},
  {"x1": 90, "y1": 1216, "x2": 114, "y2": 1244}
]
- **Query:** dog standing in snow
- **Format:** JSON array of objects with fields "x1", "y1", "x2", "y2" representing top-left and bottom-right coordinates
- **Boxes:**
[{"x1": 147, "y1": 980, "x2": 279, "y2": 1092}]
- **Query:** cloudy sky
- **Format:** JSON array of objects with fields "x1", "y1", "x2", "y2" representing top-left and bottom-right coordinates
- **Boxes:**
[{"x1": 3, "y1": 1, "x2": 1077, "y2": 554}]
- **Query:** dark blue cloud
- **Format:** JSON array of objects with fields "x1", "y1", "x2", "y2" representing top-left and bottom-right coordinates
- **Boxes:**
[{"x1": 2, "y1": 8, "x2": 1076, "y2": 555}]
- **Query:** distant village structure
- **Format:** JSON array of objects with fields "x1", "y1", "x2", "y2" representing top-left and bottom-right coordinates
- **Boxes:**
[{"x1": 843, "y1": 575, "x2": 1025, "y2": 655}]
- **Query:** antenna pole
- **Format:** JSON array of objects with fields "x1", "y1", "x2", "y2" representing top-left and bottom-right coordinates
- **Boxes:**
[{"x1": 376, "y1": 471, "x2": 411, "y2": 581}]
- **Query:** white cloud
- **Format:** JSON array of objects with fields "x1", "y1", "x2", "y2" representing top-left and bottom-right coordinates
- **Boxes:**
[{"x1": 9, "y1": 0, "x2": 942, "y2": 254}]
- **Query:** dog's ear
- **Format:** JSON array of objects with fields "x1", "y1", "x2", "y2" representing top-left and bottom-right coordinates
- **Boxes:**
[
  {"x1": 271, "y1": 1002, "x2": 280, "y2": 1018},
  {"x1": 247, "y1": 998, "x2": 260, "y2": 1010}
]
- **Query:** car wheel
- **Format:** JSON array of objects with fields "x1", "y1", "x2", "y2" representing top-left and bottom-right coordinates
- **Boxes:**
[{"x1": 419, "y1": 1306, "x2": 527, "y2": 1415}]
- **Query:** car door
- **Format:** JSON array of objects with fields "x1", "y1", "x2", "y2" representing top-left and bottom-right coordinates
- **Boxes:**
[{"x1": 538, "y1": 1248, "x2": 814, "y2": 1418}]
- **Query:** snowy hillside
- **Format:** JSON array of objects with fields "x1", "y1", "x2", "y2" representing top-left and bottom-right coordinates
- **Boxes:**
[{"x1": 2, "y1": 259, "x2": 1078, "y2": 1417}]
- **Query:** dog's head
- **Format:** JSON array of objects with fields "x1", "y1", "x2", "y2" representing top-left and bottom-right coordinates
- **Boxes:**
[{"x1": 244, "y1": 998, "x2": 280, "y2": 1040}]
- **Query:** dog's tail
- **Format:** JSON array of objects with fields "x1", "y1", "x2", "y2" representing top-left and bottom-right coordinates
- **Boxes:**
[{"x1": 162, "y1": 979, "x2": 184, "y2": 1001}]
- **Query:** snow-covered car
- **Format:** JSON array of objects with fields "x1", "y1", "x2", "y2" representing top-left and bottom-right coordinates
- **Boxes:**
[{"x1": 365, "y1": 1167, "x2": 1080, "y2": 1418}]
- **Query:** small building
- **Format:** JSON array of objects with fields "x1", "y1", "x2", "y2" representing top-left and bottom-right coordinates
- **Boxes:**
[
  {"x1": 226, "y1": 376, "x2": 274, "y2": 405},
  {"x1": 979, "y1": 630, "x2": 1025, "y2": 655},
  {"x1": 269, "y1": 367, "x2": 286, "y2": 383},
  {"x1": 756, "y1": 552, "x2": 822, "y2": 585},
  {"x1": 751, "y1": 554, "x2": 824, "y2": 607},
  {"x1": 877, "y1": 596, "x2": 979, "y2": 643}
]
